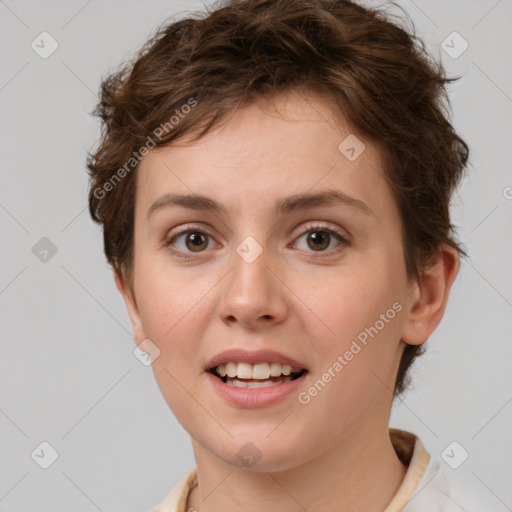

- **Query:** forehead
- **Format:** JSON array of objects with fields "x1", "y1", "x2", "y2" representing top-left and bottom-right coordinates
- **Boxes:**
[{"x1": 135, "y1": 91, "x2": 392, "y2": 220}]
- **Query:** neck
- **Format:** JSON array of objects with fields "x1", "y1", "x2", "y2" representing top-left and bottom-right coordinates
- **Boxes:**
[{"x1": 187, "y1": 423, "x2": 407, "y2": 512}]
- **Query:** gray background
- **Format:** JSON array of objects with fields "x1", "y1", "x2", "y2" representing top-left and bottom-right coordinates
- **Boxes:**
[{"x1": 1, "y1": 0, "x2": 511, "y2": 510}]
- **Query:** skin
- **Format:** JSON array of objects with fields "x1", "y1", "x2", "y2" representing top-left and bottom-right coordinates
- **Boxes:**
[{"x1": 115, "y1": 90, "x2": 458, "y2": 511}]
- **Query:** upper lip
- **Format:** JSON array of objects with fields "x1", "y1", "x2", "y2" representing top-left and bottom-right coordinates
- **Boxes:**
[{"x1": 206, "y1": 348, "x2": 308, "y2": 371}]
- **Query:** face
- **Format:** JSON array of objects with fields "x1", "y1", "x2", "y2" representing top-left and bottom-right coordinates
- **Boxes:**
[{"x1": 119, "y1": 91, "x2": 424, "y2": 471}]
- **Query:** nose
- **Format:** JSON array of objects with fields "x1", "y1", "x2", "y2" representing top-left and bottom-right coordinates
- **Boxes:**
[{"x1": 217, "y1": 242, "x2": 288, "y2": 330}]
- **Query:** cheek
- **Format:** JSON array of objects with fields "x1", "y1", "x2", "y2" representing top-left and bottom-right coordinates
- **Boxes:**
[
  {"x1": 134, "y1": 240, "x2": 213, "y2": 329},
  {"x1": 132, "y1": 260, "x2": 214, "y2": 368},
  {"x1": 299, "y1": 263, "x2": 404, "y2": 347},
  {"x1": 299, "y1": 262, "x2": 407, "y2": 402},
  {"x1": 296, "y1": 295, "x2": 404, "y2": 439},
  {"x1": 133, "y1": 266, "x2": 215, "y2": 430}
]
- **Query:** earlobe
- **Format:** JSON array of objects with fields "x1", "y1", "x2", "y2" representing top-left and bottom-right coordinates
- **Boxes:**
[
  {"x1": 401, "y1": 246, "x2": 459, "y2": 346},
  {"x1": 114, "y1": 269, "x2": 146, "y2": 346}
]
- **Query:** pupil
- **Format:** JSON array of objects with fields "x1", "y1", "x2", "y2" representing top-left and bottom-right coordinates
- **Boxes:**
[
  {"x1": 187, "y1": 232, "x2": 207, "y2": 251},
  {"x1": 308, "y1": 231, "x2": 329, "y2": 251}
]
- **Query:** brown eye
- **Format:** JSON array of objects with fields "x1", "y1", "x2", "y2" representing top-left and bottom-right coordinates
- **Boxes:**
[
  {"x1": 165, "y1": 229, "x2": 214, "y2": 257},
  {"x1": 184, "y1": 232, "x2": 209, "y2": 252},
  {"x1": 306, "y1": 230, "x2": 331, "y2": 251},
  {"x1": 293, "y1": 224, "x2": 347, "y2": 256}
]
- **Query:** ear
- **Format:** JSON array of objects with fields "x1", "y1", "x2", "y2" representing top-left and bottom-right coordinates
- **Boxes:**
[
  {"x1": 401, "y1": 245, "x2": 459, "y2": 345},
  {"x1": 114, "y1": 268, "x2": 145, "y2": 347}
]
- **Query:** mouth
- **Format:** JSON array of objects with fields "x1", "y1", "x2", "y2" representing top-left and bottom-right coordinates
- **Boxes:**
[{"x1": 208, "y1": 362, "x2": 308, "y2": 389}]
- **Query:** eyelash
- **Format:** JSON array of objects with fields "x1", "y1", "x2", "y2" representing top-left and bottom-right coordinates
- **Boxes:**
[{"x1": 163, "y1": 222, "x2": 349, "y2": 260}]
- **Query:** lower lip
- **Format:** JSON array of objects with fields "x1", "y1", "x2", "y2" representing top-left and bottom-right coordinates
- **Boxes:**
[{"x1": 206, "y1": 371, "x2": 307, "y2": 408}]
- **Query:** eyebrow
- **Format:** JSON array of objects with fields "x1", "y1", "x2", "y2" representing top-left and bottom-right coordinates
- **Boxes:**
[{"x1": 146, "y1": 189, "x2": 374, "y2": 221}]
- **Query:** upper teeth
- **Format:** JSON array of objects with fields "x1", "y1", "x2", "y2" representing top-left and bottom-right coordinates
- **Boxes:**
[{"x1": 215, "y1": 362, "x2": 302, "y2": 380}]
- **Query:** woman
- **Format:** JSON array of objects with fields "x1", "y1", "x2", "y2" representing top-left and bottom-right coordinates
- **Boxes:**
[{"x1": 87, "y1": 1, "x2": 478, "y2": 510}]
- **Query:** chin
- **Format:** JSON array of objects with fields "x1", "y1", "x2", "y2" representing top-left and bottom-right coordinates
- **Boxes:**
[{"x1": 209, "y1": 431, "x2": 310, "y2": 473}]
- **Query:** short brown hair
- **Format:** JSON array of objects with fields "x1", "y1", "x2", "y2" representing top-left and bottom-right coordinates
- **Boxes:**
[{"x1": 87, "y1": 0, "x2": 469, "y2": 398}]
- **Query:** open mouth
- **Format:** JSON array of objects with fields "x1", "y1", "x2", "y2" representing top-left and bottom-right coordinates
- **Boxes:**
[{"x1": 208, "y1": 362, "x2": 307, "y2": 389}]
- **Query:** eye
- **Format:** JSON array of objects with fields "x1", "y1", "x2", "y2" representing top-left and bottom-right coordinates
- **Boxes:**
[
  {"x1": 293, "y1": 223, "x2": 348, "y2": 255},
  {"x1": 163, "y1": 222, "x2": 348, "y2": 260},
  {"x1": 164, "y1": 228, "x2": 216, "y2": 258}
]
